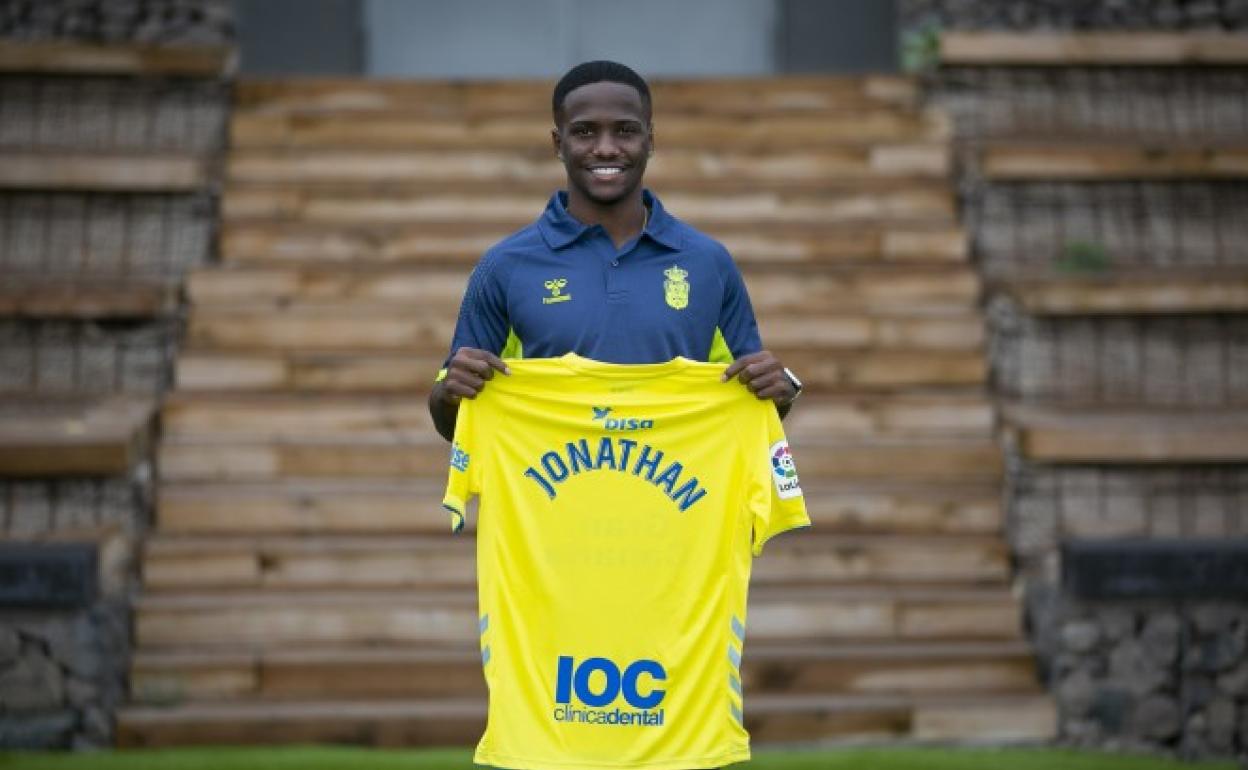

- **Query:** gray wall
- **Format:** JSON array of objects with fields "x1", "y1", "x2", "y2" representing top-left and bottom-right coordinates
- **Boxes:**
[{"x1": 234, "y1": 0, "x2": 900, "y2": 77}]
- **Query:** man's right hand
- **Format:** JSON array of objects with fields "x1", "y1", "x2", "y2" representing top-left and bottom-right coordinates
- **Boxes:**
[{"x1": 436, "y1": 347, "x2": 510, "y2": 405}]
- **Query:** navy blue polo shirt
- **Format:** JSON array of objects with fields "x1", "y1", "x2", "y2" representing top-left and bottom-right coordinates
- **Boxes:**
[{"x1": 441, "y1": 189, "x2": 763, "y2": 369}]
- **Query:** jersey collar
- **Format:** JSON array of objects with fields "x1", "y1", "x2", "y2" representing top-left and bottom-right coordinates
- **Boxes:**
[{"x1": 538, "y1": 189, "x2": 683, "y2": 251}]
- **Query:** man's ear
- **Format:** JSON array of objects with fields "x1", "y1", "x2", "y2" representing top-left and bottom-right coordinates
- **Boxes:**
[
  {"x1": 551, "y1": 128, "x2": 563, "y2": 160},
  {"x1": 647, "y1": 123, "x2": 656, "y2": 156}
]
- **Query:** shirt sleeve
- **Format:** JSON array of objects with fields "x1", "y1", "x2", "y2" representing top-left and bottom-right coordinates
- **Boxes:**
[
  {"x1": 749, "y1": 403, "x2": 810, "y2": 556},
  {"x1": 716, "y1": 246, "x2": 763, "y2": 359},
  {"x1": 441, "y1": 252, "x2": 511, "y2": 375},
  {"x1": 441, "y1": 399, "x2": 480, "y2": 533}
]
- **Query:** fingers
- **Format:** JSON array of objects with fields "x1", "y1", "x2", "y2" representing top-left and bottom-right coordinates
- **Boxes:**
[
  {"x1": 720, "y1": 351, "x2": 764, "y2": 382},
  {"x1": 440, "y1": 347, "x2": 511, "y2": 403}
]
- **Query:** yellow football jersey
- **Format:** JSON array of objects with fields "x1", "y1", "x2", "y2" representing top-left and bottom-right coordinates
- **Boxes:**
[{"x1": 442, "y1": 354, "x2": 809, "y2": 770}]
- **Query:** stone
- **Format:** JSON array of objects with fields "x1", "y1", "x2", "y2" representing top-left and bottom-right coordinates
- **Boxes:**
[
  {"x1": 1062, "y1": 619, "x2": 1101, "y2": 654},
  {"x1": 0, "y1": 626, "x2": 20, "y2": 664},
  {"x1": 1058, "y1": 668, "x2": 1097, "y2": 717},
  {"x1": 1140, "y1": 612, "x2": 1181, "y2": 667},
  {"x1": 0, "y1": 650, "x2": 64, "y2": 711},
  {"x1": 1190, "y1": 604, "x2": 1236, "y2": 636},
  {"x1": 42, "y1": 612, "x2": 101, "y2": 679},
  {"x1": 1062, "y1": 717, "x2": 1103, "y2": 747},
  {"x1": 1216, "y1": 660, "x2": 1248, "y2": 696},
  {"x1": 1205, "y1": 698, "x2": 1237, "y2": 754},
  {"x1": 0, "y1": 711, "x2": 76, "y2": 749},
  {"x1": 1132, "y1": 694, "x2": 1182, "y2": 742},
  {"x1": 1111, "y1": 639, "x2": 1170, "y2": 696},
  {"x1": 1185, "y1": 623, "x2": 1247, "y2": 673},
  {"x1": 82, "y1": 705, "x2": 112, "y2": 743},
  {"x1": 65, "y1": 676, "x2": 99, "y2": 708},
  {"x1": 1090, "y1": 686, "x2": 1134, "y2": 734},
  {"x1": 1099, "y1": 608, "x2": 1136, "y2": 642}
]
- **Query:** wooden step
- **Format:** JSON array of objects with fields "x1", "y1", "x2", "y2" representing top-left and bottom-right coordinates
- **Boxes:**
[
  {"x1": 174, "y1": 349, "x2": 986, "y2": 392},
  {"x1": 183, "y1": 306, "x2": 983, "y2": 353},
  {"x1": 188, "y1": 264, "x2": 981, "y2": 314},
  {"x1": 139, "y1": 533, "x2": 1009, "y2": 592},
  {"x1": 981, "y1": 143, "x2": 1248, "y2": 181},
  {"x1": 155, "y1": 480, "x2": 1001, "y2": 537},
  {"x1": 940, "y1": 31, "x2": 1248, "y2": 66},
  {"x1": 0, "y1": 40, "x2": 234, "y2": 76},
  {"x1": 134, "y1": 585, "x2": 1022, "y2": 648},
  {"x1": 161, "y1": 392, "x2": 994, "y2": 443},
  {"x1": 0, "y1": 395, "x2": 156, "y2": 477},
  {"x1": 117, "y1": 692, "x2": 1054, "y2": 747},
  {"x1": 129, "y1": 640, "x2": 1039, "y2": 704},
  {"x1": 222, "y1": 188, "x2": 956, "y2": 226},
  {"x1": 219, "y1": 221, "x2": 967, "y2": 266},
  {"x1": 157, "y1": 479, "x2": 463, "y2": 535},
  {"x1": 0, "y1": 278, "x2": 180, "y2": 319},
  {"x1": 993, "y1": 270, "x2": 1248, "y2": 315},
  {"x1": 1003, "y1": 404, "x2": 1248, "y2": 464},
  {"x1": 0, "y1": 152, "x2": 211, "y2": 192},
  {"x1": 157, "y1": 436, "x2": 1001, "y2": 482},
  {"x1": 227, "y1": 146, "x2": 950, "y2": 188},
  {"x1": 747, "y1": 693, "x2": 1056, "y2": 744},
  {"x1": 231, "y1": 109, "x2": 951, "y2": 151},
  {"x1": 233, "y1": 76, "x2": 919, "y2": 116}
]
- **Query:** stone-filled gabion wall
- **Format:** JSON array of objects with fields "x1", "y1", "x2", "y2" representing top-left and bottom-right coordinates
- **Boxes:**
[
  {"x1": 0, "y1": 0, "x2": 231, "y2": 749},
  {"x1": 903, "y1": 0, "x2": 1248, "y2": 761}
]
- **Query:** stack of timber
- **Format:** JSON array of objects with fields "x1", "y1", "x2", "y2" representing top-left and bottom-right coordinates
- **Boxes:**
[{"x1": 118, "y1": 76, "x2": 1054, "y2": 746}]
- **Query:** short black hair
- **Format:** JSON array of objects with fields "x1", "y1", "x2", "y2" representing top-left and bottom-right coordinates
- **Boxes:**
[{"x1": 552, "y1": 60, "x2": 652, "y2": 121}]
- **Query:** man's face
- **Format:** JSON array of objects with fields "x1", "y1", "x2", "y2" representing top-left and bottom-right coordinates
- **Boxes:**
[{"x1": 552, "y1": 81, "x2": 653, "y2": 207}]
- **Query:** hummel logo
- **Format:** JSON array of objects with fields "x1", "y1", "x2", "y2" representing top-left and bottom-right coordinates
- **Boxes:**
[{"x1": 592, "y1": 406, "x2": 613, "y2": 420}]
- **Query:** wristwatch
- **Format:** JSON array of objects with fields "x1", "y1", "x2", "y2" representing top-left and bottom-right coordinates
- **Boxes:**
[{"x1": 781, "y1": 367, "x2": 803, "y2": 404}]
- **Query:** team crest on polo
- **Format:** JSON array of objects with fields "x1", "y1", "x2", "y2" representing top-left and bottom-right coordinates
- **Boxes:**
[
  {"x1": 543, "y1": 278, "x2": 571, "y2": 304},
  {"x1": 663, "y1": 265, "x2": 689, "y2": 310}
]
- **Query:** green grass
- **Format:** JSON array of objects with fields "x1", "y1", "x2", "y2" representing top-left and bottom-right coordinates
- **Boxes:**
[{"x1": 0, "y1": 746, "x2": 1238, "y2": 770}]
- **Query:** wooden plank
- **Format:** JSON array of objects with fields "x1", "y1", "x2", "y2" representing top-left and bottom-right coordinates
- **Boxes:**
[
  {"x1": 0, "y1": 153, "x2": 210, "y2": 192},
  {"x1": 913, "y1": 697, "x2": 1057, "y2": 741},
  {"x1": 155, "y1": 480, "x2": 997, "y2": 537},
  {"x1": 0, "y1": 41, "x2": 235, "y2": 76},
  {"x1": 117, "y1": 698, "x2": 485, "y2": 748},
  {"x1": 219, "y1": 221, "x2": 967, "y2": 266},
  {"x1": 941, "y1": 31, "x2": 1248, "y2": 66},
  {"x1": 0, "y1": 396, "x2": 156, "y2": 476},
  {"x1": 188, "y1": 264, "x2": 978, "y2": 314},
  {"x1": 157, "y1": 480, "x2": 463, "y2": 535},
  {"x1": 226, "y1": 146, "x2": 949, "y2": 187},
  {"x1": 981, "y1": 145, "x2": 1248, "y2": 181},
  {"x1": 230, "y1": 109, "x2": 951, "y2": 150},
  {"x1": 222, "y1": 188, "x2": 956, "y2": 226},
  {"x1": 156, "y1": 436, "x2": 1000, "y2": 482},
  {"x1": 134, "y1": 585, "x2": 1019, "y2": 648},
  {"x1": 233, "y1": 76, "x2": 919, "y2": 116},
  {"x1": 183, "y1": 307, "x2": 981, "y2": 354},
  {"x1": 140, "y1": 533, "x2": 1007, "y2": 591},
  {"x1": 173, "y1": 349, "x2": 985, "y2": 392},
  {"x1": 130, "y1": 641, "x2": 1038, "y2": 704},
  {"x1": 161, "y1": 393, "x2": 992, "y2": 443},
  {"x1": 1004, "y1": 405, "x2": 1248, "y2": 463},
  {"x1": 0, "y1": 279, "x2": 180, "y2": 318},
  {"x1": 995, "y1": 272, "x2": 1248, "y2": 315}
]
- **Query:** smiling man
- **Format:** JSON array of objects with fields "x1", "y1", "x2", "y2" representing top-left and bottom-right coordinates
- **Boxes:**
[{"x1": 429, "y1": 60, "x2": 801, "y2": 438}]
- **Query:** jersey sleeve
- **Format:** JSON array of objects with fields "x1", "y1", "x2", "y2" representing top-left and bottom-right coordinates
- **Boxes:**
[
  {"x1": 716, "y1": 246, "x2": 763, "y2": 359},
  {"x1": 440, "y1": 252, "x2": 511, "y2": 378},
  {"x1": 749, "y1": 404, "x2": 810, "y2": 556},
  {"x1": 441, "y1": 399, "x2": 480, "y2": 533}
]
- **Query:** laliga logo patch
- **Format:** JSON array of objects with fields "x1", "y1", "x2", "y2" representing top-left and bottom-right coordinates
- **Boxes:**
[{"x1": 770, "y1": 440, "x2": 802, "y2": 499}]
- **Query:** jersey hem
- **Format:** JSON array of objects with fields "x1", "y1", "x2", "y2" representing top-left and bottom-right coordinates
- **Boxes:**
[
  {"x1": 442, "y1": 498, "x2": 466, "y2": 533},
  {"x1": 473, "y1": 746, "x2": 751, "y2": 770}
]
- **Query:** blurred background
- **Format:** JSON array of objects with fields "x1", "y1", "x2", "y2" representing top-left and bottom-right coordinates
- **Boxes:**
[{"x1": 1, "y1": 0, "x2": 1247, "y2": 764}]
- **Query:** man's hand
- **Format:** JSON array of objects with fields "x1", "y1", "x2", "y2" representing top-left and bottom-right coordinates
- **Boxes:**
[
  {"x1": 721, "y1": 350, "x2": 798, "y2": 416},
  {"x1": 437, "y1": 347, "x2": 510, "y2": 405},
  {"x1": 430, "y1": 347, "x2": 509, "y2": 441}
]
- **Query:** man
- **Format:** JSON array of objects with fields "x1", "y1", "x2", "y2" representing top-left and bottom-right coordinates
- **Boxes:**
[{"x1": 429, "y1": 60, "x2": 801, "y2": 438}]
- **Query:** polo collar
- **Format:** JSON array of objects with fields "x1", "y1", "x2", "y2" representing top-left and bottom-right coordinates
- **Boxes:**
[{"x1": 538, "y1": 189, "x2": 682, "y2": 251}]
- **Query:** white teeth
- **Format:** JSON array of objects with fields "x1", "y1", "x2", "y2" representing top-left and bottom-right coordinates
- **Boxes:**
[{"x1": 591, "y1": 168, "x2": 623, "y2": 176}]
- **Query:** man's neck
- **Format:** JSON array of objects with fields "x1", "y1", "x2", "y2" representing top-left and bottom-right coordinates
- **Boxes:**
[{"x1": 566, "y1": 191, "x2": 647, "y2": 249}]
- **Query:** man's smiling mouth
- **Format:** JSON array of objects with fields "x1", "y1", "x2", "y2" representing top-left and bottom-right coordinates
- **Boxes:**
[{"x1": 589, "y1": 166, "x2": 625, "y2": 179}]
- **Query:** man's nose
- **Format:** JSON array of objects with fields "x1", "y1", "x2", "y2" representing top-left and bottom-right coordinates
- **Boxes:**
[{"x1": 592, "y1": 134, "x2": 621, "y2": 157}]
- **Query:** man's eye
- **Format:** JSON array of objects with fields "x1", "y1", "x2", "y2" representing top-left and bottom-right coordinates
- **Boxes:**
[
  {"x1": 572, "y1": 126, "x2": 593, "y2": 137},
  {"x1": 618, "y1": 125, "x2": 640, "y2": 135}
]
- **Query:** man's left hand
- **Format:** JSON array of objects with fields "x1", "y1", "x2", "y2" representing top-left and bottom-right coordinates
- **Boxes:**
[{"x1": 722, "y1": 350, "x2": 798, "y2": 407}]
